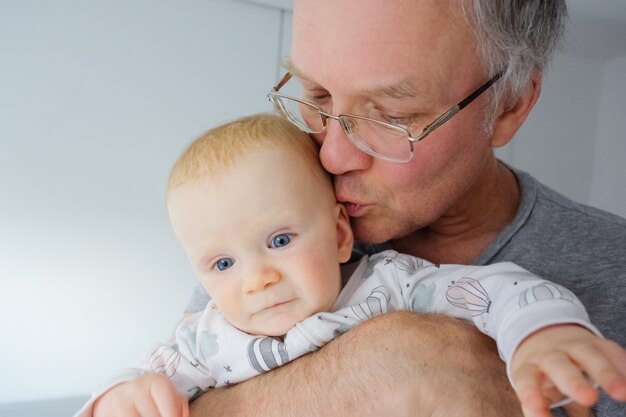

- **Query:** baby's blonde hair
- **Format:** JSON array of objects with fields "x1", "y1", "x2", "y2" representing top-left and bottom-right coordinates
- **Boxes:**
[{"x1": 167, "y1": 113, "x2": 331, "y2": 196}]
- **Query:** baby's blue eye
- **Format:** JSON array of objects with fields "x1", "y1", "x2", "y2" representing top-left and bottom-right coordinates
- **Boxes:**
[
  {"x1": 214, "y1": 257, "x2": 235, "y2": 271},
  {"x1": 270, "y1": 233, "x2": 293, "y2": 248}
]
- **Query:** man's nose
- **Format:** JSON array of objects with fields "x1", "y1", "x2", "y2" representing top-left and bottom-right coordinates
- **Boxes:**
[
  {"x1": 242, "y1": 265, "x2": 281, "y2": 294},
  {"x1": 317, "y1": 118, "x2": 373, "y2": 175}
]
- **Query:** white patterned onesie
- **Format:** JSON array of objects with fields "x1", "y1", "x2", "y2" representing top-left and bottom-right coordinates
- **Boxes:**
[{"x1": 75, "y1": 250, "x2": 598, "y2": 417}]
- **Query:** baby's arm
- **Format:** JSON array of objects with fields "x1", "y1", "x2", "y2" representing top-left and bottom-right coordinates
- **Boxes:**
[
  {"x1": 93, "y1": 373, "x2": 188, "y2": 417},
  {"x1": 510, "y1": 324, "x2": 626, "y2": 417},
  {"x1": 387, "y1": 254, "x2": 626, "y2": 416}
]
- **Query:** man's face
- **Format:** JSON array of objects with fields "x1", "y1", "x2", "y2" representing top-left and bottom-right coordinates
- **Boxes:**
[{"x1": 291, "y1": 0, "x2": 498, "y2": 245}]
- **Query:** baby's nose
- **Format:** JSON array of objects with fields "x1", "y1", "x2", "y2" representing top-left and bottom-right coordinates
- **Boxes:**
[{"x1": 242, "y1": 266, "x2": 281, "y2": 294}]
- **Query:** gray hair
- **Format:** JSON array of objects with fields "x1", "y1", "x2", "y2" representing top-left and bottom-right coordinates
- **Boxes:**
[{"x1": 459, "y1": 0, "x2": 569, "y2": 129}]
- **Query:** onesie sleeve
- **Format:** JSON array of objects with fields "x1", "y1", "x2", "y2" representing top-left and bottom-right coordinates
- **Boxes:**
[{"x1": 387, "y1": 254, "x2": 602, "y2": 381}]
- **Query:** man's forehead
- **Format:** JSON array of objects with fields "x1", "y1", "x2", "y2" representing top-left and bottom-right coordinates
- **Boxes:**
[{"x1": 289, "y1": 0, "x2": 475, "y2": 101}]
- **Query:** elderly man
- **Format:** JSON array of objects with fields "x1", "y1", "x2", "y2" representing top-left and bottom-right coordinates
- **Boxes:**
[{"x1": 187, "y1": 1, "x2": 626, "y2": 416}]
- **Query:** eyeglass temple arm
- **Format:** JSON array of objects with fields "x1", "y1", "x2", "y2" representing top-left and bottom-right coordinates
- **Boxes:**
[
  {"x1": 272, "y1": 72, "x2": 292, "y2": 92},
  {"x1": 417, "y1": 70, "x2": 505, "y2": 140},
  {"x1": 457, "y1": 70, "x2": 504, "y2": 110},
  {"x1": 417, "y1": 107, "x2": 461, "y2": 140}
]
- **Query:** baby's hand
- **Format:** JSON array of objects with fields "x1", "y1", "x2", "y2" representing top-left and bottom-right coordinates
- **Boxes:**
[
  {"x1": 93, "y1": 373, "x2": 189, "y2": 417},
  {"x1": 510, "y1": 324, "x2": 626, "y2": 417}
]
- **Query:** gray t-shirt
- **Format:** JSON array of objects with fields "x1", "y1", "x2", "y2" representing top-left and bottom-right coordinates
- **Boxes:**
[
  {"x1": 184, "y1": 167, "x2": 626, "y2": 416},
  {"x1": 481, "y1": 168, "x2": 626, "y2": 416}
]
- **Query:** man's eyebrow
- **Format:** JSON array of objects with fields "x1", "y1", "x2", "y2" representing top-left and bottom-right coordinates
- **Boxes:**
[
  {"x1": 363, "y1": 81, "x2": 430, "y2": 100},
  {"x1": 283, "y1": 58, "x2": 430, "y2": 101}
]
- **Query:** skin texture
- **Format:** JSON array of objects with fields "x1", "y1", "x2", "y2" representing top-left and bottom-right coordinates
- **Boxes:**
[{"x1": 189, "y1": 312, "x2": 524, "y2": 417}]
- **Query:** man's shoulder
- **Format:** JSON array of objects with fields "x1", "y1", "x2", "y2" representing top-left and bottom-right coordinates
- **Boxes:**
[
  {"x1": 516, "y1": 168, "x2": 626, "y2": 240},
  {"x1": 535, "y1": 176, "x2": 625, "y2": 226},
  {"x1": 483, "y1": 168, "x2": 626, "y2": 278}
]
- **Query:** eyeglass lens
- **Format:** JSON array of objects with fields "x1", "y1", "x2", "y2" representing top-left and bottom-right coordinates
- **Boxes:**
[{"x1": 270, "y1": 76, "x2": 414, "y2": 162}]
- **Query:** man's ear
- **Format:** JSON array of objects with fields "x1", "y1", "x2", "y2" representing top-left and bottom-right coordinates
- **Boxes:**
[
  {"x1": 490, "y1": 71, "x2": 542, "y2": 148},
  {"x1": 335, "y1": 203, "x2": 354, "y2": 263}
]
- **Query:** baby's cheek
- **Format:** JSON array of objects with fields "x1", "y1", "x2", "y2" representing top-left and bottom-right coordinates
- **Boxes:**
[
  {"x1": 213, "y1": 294, "x2": 244, "y2": 322},
  {"x1": 309, "y1": 276, "x2": 341, "y2": 311}
]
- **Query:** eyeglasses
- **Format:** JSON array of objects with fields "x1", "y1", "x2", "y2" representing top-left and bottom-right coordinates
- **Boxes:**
[{"x1": 267, "y1": 70, "x2": 505, "y2": 163}]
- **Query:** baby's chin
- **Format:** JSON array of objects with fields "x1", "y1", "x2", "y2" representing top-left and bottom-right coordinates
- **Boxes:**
[
  {"x1": 244, "y1": 313, "x2": 309, "y2": 338},
  {"x1": 252, "y1": 320, "x2": 300, "y2": 338}
]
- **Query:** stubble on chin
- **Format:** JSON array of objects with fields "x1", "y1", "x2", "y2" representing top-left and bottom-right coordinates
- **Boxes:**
[{"x1": 350, "y1": 211, "x2": 405, "y2": 245}]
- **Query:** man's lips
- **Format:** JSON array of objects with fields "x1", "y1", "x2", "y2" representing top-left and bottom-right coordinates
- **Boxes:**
[{"x1": 342, "y1": 201, "x2": 370, "y2": 217}]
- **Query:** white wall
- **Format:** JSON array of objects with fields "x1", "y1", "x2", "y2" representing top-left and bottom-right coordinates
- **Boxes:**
[
  {"x1": 590, "y1": 54, "x2": 626, "y2": 217},
  {"x1": 496, "y1": 13, "x2": 626, "y2": 218},
  {"x1": 0, "y1": 0, "x2": 286, "y2": 404},
  {"x1": 1, "y1": 0, "x2": 624, "y2": 409}
]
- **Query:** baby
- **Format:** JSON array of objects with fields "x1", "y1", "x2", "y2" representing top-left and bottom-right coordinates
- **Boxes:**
[{"x1": 76, "y1": 114, "x2": 626, "y2": 417}]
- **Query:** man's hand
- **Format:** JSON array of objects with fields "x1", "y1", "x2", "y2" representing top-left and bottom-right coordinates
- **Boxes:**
[
  {"x1": 189, "y1": 312, "x2": 523, "y2": 417},
  {"x1": 511, "y1": 324, "x2": 626, "y2": 417},
  {"x1": 93, "y1": 373, "x2": 189, "y2": 417}
]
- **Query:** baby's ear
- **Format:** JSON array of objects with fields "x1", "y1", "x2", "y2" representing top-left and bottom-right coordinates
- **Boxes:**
[{"x1": 335, "y1": 203, "x2": 354, "y2": 263}]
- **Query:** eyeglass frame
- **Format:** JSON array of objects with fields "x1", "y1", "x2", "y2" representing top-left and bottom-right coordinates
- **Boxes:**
[{"x1": 267, "y1": 69, "x2": 506, "y2": 163}]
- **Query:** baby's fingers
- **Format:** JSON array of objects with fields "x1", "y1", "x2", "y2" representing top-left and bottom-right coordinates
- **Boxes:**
[
  {"x1": 149, "y1": 375, "x2": 188, "y2": 417},
  {"x1": 181, "y1": 395, "x2": 190, "y2": 417},
  {"x1": 572, "y1": 339, "x2": 626, "y2": 402},
  {"x1": 134, "y1": 397, "x2": 162, "y2": 417},
  {"x1": 538, "y1": 350, "x2": 598, "y2": 406},
  {"x1": 513, "y1": 363, "x2": 553, "y2": 417}
]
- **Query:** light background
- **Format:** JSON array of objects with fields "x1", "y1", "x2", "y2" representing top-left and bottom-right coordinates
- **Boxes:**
[{"x1": 0, "y1": 0, "x2": 625, "y2": 413}]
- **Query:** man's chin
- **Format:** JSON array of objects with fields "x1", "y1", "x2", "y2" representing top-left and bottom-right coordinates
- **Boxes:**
[{"x1": 351, "y1": 219, "x2": 397, "y2": 245}]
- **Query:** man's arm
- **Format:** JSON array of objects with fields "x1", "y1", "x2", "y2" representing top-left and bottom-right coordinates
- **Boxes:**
[{"x1": 189, "y1": 312, "x2": 523, "y2": 417}]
